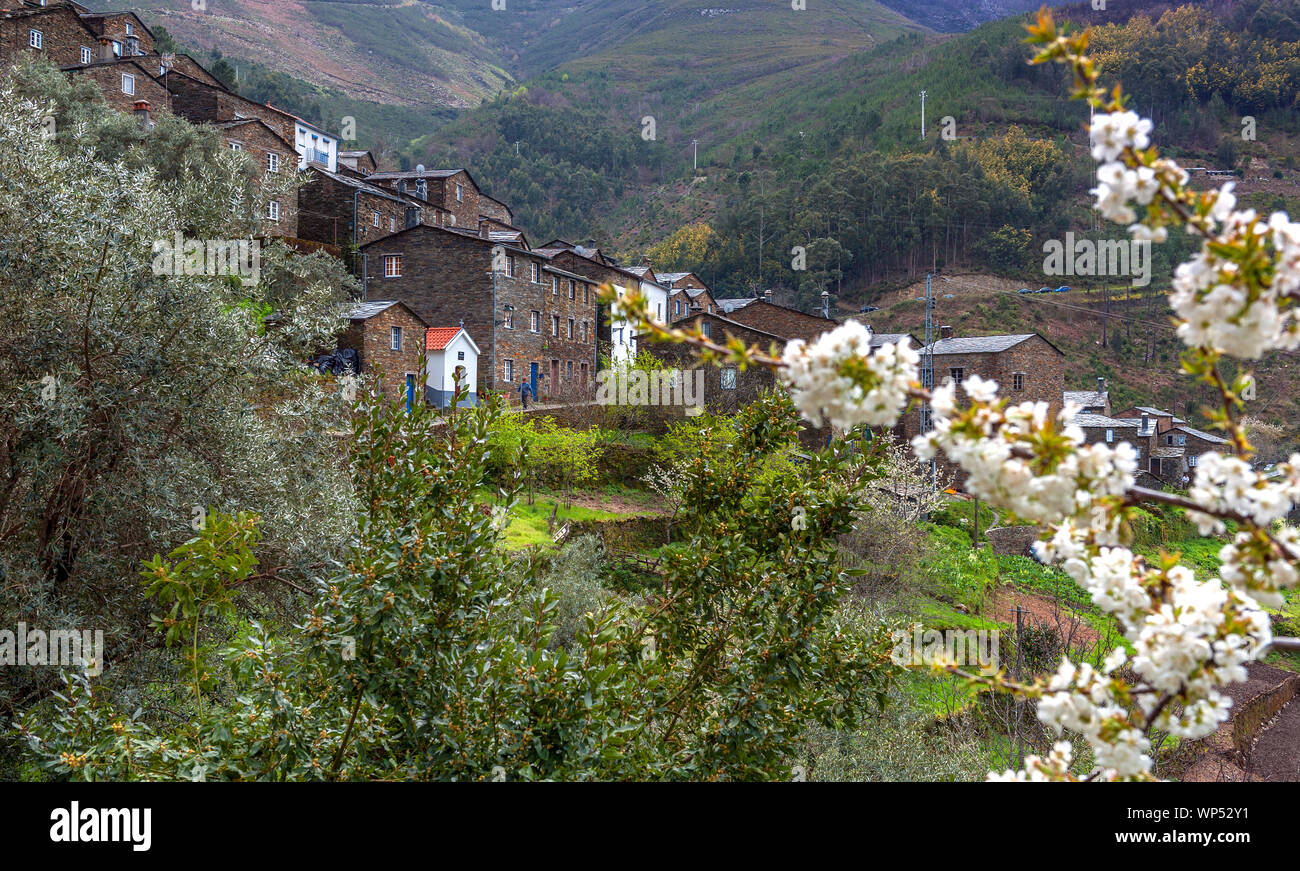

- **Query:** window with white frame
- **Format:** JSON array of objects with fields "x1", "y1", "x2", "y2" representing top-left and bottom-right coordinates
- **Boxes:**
[
  {"x1": 949, "y1": 367, "x2": 964, "y2": 385},
  {"x1": 567, "y1": 318, "x2": 574, "y2": 339},
  {"x1": 504, "y1": 360, "x2": 514, "y2": 382},
  {"x1": 456, "y1": 183, "x2": 463, "y2": 202},
  {"x1": 551, "y1": 315, "x2": 559, "y2": 336},
  {"x1": 267, "y1": 153, "x2": 280, "y2": 174},
  {"x1": 702, "y1": 322, "x2": 711, "y2": 339},
  {"x1": 503, "y1": 308, "x2": 513, "y2": 329},
  {"x1": 390, "y1": 326, "x2": 403, "y2": 351},
  {"x1": 721, "y1": 368, "x2": 737, "y2": 390},
  {"x1": 383, "y1": 255, "x2": 402, "y2": 278},
  {"x1": 390, "y1": 217, "x2": 396, "y2": 233},
  {"x1": 267, "y1": 200, "x2": 280, "y2": 221},
  {"x1": 112, "y1": 40, "x2": 122, "y2": 57},
  {"x1": 551, "y1": 276, "x2": 558, "y2": 295},
  {"x1": 29, "y1": 30, "x2": 42, "y2": 50},
  {"x1": 1013, "y1": 373, "x2": 1025, "y2": 391},
  {"x1": 568, "y1": 280, "x2": 575, "y2": 299},
  {"x1": 81, "y1": 46, "x2": 92, "y2": 64},
  {"x1": 506, "y1": 256, "x2": 515, "y2": 277},
  {"x1": 1106, "y1": 429, "x2": 1114, "y2": 443},
  {"x1": 1189, "y1": 454, "x2": 1198, "y2": 468},
  {"x1": 121, "y1": 74, "x2": 135, "y2": 95},
  {"x1": 583, "y1": 285, "x2": 589, "y2": 304},
  {"x1": 373, "y1": 211, "x2": 380, "y2": 228},
  {"x1": 530, "y1": 311, "x2": 539, "y2": 333},
  {"x1": 230, "y1": 142, "x2": 242, "y2": 151},
  {"x1": 531, "y1": 262, "x2": 540, "y2": 283}
]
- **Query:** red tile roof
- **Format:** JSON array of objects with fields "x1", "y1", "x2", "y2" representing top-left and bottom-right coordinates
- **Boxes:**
[{"x1": 425, "y1": 327, "x2": 462, "y2": 350}]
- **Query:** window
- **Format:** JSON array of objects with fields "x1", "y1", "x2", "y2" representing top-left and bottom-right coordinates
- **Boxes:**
[
  {"x1": 372, "y1": 211, "x2": 381, "y2": 228},
  {"x1": 457, "y1": 351, "x2": 465, "y2": 361},
  {"x1": 551, "y1": 276, "x2": 558, "y2": 295},
  {"x1": 566, "y1": 361, "x2": 573, "y2": 379},
  {"x1": 1178, "y1": 435, "x2": 1186, "y2": 446},
  {"x1": 126, "y1": 23, "x2": 134, "y2": 36},
  {"x1": 415, "y1": 179, "x2": 427, "y2": 200},
  {"x1": 383, "y1": 255, "x2": 402, "y2": 278},
  {"x1": 267, "y1": 153, "x2": 280, "y2": 174},
  {"x1": 29, "y1": 30, "x2": 42, "y2": 50},
  {"x1": 1013, "y1": 373, "x2": 1024, "y2": 391},
  {"x1": 121, "y1": 74, "x2": 135, "y2": 95},
  {"x1": 504, "y1": 308, "x2": 514, "y2": 329},
  {"x1": 567, "y1": 318, "x2": 574, "y2": 339},
  {"x1": 702, "y1": 322, "x2": 711, "y2": 338},
  {"x1": 583, "y1": 285, "x2": 589, "y2": 304},
  {"x1": 568, "y1": 280, "x2": 575, "y2": 299},
  {"x1": 1105, "y1": 429, "x2": 1114, "y2": 444},
  {"x1": 530, "y1": 311, "x2": 540, "y2": 333},
  {"x1": 80, "y1": 46, "x2": 92, "y2": 64},
  {"x1": 126, "y1": 36, "x2": 139, "y2": 56},
  {"x1": 531, "y1": 262, "x2": 540, "y2": 283},
  {"x1": 267, "y1": 200, "x2": 280, "y2": 221},
  {"x1": 674, "y1": 300, "x2": 680, "y2": 317},
  {"x1": 721, "y1": 368, "x2": 737, "y2": 390},
  {"x1": 1188, "y1": 454, "x2": 1198, "y2": 468},
  {"x1": 582, "y1": 321, "x2": 588, "y2": 342},
  {"x1": 112, "y1": 41, "x2": 122, "y2": 57},
  {"x1": 159, "y1": 63, "x2": 167, "y2": 75},
  {"x1": 447, "y1": 214, "x2": 455, "y2": 226},
  {"x1": 949, "y1": 367, "x2": 964, "y2": 385},
  {"x1": 614, "y1": 328, "x2": 623, "y2": 345},
  {"x1": 456, "y1": 183, "x2": 463, "y2": 202},
  {"x1": 551, "y1": 315, "x2": 559, "y2": 336},
  {"x1": 504, "y1": 360, "x2": 514, "y2": 382},
  {"x1": 390, "y1": 327, "x2": 403, "y2": 351},
  {"x1": 505, "y1": 256, "x2": 515, "y2": 278},
  {"x1": 230, "y1": 142, "x2": 243, "y2": 152}
]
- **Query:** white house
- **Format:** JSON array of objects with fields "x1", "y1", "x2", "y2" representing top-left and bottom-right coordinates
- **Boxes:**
[
  {"x1": 425, "y1": 326, "x2": 480, "y2": 407},
  {"x1": 610, "y1": 263, "x2": 669, "y2": 365},
  {"x1": 294, "y1": 118, "x2": 338, "y2": 172}
]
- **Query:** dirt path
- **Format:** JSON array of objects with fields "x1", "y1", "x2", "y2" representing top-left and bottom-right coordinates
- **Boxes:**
[
  {"x1": 985, "y1": 585, "x2": 1106, "y2": 648},
  {"x1": 1179, "y1": 662, "x2": 1300, "y2": 782}
]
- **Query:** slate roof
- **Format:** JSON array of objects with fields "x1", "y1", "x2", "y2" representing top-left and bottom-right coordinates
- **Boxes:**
[
  {"x1": 1132, "y1": 406, "x2": 1187, "y2": 423},
  {"x1": 715, "y1": 298, "x2": 759, "y2": 313},
  {"x1": 869, "y1": 332, "x2": 920, "y2": 350},
  {"x1": 347, "y1": 300, "x2": 401, "y2": 320},
  {"x1": 921, "y1": 334, "x2": 1036, "y2": 355},
  {"x1": 1065, "y1": 390, "x2": 1108, "y2": 408},
  {"x1": 1175, "y1": 424, "x2": 1229, "y2": 444},
  {"x1": 368, "y1": 168, "x2": 464, "y2": 181},
  {"x1": 1072, "y1": 413, "x2": 1138, "y2": 429},
  {"x1": 1151, "y1": 446, "x2": 1185, "y2": 458},
  {"x1": 309, "y1": 166, "x2": 411, "y2": 205}
]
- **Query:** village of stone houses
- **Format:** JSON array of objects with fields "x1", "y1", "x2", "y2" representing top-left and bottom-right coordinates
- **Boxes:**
[{"x1": 2, "y1": 0, "x2": 1299, "y2": 799}]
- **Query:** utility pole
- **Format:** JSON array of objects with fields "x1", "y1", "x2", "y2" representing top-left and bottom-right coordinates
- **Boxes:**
[
  {"x1": 920, "y1": 90, "x2": 927, "y2": 141},
  {"x1": 1089, "y1": 103, "x2": 1097, "y2": 232},
  {"x1": 692, "y1": 139, "x2": 698, "y2": 171},
  {"x1": 515, "y1": 141, "x2": 520, "y2": 156},
  {"x1": 923, "y1": 273, "x2": 936, "y2": 490}
]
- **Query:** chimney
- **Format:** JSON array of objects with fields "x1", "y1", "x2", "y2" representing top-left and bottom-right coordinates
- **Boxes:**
[
  {"x1": 133, "y1": 100, "x2": 152, "y2": 130},
  {"x1": 96, "y1": 38, "x2": 114, "y2": 63},
  {"x1": 1141, "y1": 413, "x2": 1150, "y2": 435},
  {"x1": 1097, "y1": 376, "x2": 1105, "y2": 393},
  {"x1": 763, "y1": 288, "x2": 772, "y2": 302},
  {"x1": 939, "y1": 325, "x2": 954, "y2": 340}
]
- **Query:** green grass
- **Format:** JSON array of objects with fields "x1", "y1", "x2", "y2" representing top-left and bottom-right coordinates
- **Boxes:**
[{"x1": 489, "y1": 490, "x2": 653, "y2": 549}]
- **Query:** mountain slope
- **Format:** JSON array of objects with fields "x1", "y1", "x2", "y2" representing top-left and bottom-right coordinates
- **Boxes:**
[{"x1": 79, "y1": 0, "x2": 514, "y2": 107}]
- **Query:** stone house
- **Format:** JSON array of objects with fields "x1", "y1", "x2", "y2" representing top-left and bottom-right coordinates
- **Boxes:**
[
  {"x1": 543, "y1": 242, "x2": 667, "y2": 364},
  {"x1": 1, "y1": 2, "x2": 98, "y2": 69},
  {"x1": 1176, "y1": 424, "x2": 1229, "y2": 471},
  {"x1": 898, "y1": 330, "x2": 1066, "y2": 490},
  {"x1": 64, "y1": 55, "x2": 168, "y2": 113},
  {"x1": 366, "y1": 167, "x2": 482, "y2": 230},
  {"x1": 297, "y1": 166, "x2": 449, "y2": 252},
  {"x1": 714, "y1": 295, "x2": 838, "y2": 343},
  {"x1": 213, "y1": 118, "x2": 300, "y2": 239},
  {"x1": 337, "y1": 300, "x2": 428, "y2": 404},
  {"x1": 80, "y1": 9, "x2": 153, "y2": 57},
  {"x1": 478, "y1": 193, "x2": 513, "y2": 226},
  {"x1": 338, "y1": 149, "x2": 377, "y2": 176},
  {"x1": 357, "y1": 224, "x2": 599, "y2": 405},
  {"x1": 1065, "y1": 378, "x2": 1111, "y2": 415},
  {"x1": 639, "y1": 312, "x2": 784, "y2": 416}
]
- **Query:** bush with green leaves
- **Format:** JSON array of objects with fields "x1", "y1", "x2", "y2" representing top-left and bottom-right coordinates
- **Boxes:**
[
  {"x1": 17, "y1": 389, "x2": 898, "y2": 780},
  {"x1": 0, "y1": 58, "x2": 357, "y2": 772}
]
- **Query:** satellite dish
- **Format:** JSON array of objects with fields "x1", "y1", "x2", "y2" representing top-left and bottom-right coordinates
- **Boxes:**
[{"x1": 416, "y1": 164, "x2": 425, "y2": 173}]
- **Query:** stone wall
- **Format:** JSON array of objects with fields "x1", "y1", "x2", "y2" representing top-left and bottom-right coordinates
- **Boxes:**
[{"x1": 985, "y1": 525, "x2": 1040, "y2": 557}]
